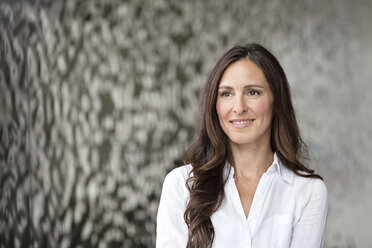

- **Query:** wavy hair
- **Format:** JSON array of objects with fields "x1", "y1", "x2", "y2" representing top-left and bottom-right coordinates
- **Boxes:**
[{"x1": 183, "y1": 43, "x2": 322, "y2": 248}]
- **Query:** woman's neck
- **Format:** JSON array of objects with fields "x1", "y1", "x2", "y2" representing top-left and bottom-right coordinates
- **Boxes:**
[{"x1": 230, "y1": 143, "x2": 274, "y2": 180}]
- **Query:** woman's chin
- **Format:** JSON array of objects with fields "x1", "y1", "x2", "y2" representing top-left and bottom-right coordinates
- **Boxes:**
[{"x1": 229, "y1": 138, "x2": 254, "y2": 146}]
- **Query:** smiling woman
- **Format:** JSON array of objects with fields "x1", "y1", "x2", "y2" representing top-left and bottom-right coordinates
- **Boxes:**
[
  {"x1": 216, "y1": 59, "x2": 274, "y2": 150},
  {"x1": 156, "y1": 43, "x2": 328, "y2": 248}
]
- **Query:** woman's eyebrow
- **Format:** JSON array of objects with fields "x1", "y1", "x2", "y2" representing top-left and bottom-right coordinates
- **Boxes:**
[
  {"x1": 218, "y1": 84, "x2": 265, "y2": 89},
  {"x1": 244, "y1": 84, "x2": 265, "y2": 89},
  {"x1": 218, "y1": 86, "x2": 233, "y2": 89}
]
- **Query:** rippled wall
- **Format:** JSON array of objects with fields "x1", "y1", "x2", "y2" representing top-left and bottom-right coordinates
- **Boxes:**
[{"x1": 1, "y1": 0, "x2": 371, "y2": 247}]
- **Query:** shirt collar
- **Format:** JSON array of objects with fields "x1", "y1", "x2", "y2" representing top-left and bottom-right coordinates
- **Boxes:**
[
  {"x1": 224, "y1": 152, "x2": 294, "y2": 185},
  {"x1": 270, "y1": 152, "x2": 293, "y2": 185}
]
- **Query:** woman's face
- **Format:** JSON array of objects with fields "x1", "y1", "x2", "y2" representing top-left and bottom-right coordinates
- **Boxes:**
[{"x1": 216, "y1": 59, "x2": 274, "y2": 149}]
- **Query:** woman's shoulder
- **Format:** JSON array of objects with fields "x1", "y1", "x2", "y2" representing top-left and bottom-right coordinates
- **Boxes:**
[
  {"x1": 161, "y1": 164, "x2": 193, "y2": 194},
  {"x1": 278, "y1": 159, "x2": 327, "y2": 193},
  {"x1": 164, "y1": 164, "x2": 193, "y2": 182},
  {"x1": 291, "y1": 170, "x2": 328, "y2": 200}
]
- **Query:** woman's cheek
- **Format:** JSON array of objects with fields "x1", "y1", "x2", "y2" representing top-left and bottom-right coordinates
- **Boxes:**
[
  {"x1": 252, "y1": 98, "x2": 273, "y2": 117},
  {"x1": 216, "y1": 100, "x2": 230, "y2": 118}
]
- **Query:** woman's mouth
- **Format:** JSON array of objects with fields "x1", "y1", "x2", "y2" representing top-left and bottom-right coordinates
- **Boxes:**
[{"x1": 230, "y1": 119, "x2": 255, "y2": 128}]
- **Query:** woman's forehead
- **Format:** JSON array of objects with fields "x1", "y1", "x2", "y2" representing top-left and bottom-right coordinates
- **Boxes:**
[{"x1": 219, "y1": 60, "x2": 268, "y2": 88}]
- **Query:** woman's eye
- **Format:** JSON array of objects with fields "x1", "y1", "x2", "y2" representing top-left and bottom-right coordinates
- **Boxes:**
[
  {"x1": 221, "y1": 91, "x2": 232, "y2": 97},
  {"x1": 248, "y1": 90, "x2": 260, "y2": 96}
]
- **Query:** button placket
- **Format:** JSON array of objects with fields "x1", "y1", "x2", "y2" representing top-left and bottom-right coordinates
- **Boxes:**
[
  {"x1": 240, "y1": 224, "x2": 252, "y2": 248},
  {"x1": 248, "y1": 175, "x2": 269, "y2": 234}
]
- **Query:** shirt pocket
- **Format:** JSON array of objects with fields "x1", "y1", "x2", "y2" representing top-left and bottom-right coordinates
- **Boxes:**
[{"x1": 271, "y1": 214, "x2": 293, "y2": 248}]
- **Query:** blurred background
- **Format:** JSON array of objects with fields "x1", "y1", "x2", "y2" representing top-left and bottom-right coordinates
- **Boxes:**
[{"x1": 0, "y1": 0, "x2": 371, "y2": 247}]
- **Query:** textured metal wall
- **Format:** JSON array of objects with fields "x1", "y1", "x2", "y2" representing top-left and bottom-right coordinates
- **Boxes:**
[{"x1": 1, "y1": 0, "x2": 371, "y2": 247}]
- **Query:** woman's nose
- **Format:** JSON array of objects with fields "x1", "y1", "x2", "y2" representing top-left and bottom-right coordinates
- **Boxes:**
[{"x1": 233, "y1": 95, "x2": 248, "y2": 114}]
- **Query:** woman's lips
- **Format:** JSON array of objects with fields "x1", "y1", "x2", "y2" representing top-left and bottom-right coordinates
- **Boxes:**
[{"x1": 229, "y1": 119, "x2": 255, "y2": 128}]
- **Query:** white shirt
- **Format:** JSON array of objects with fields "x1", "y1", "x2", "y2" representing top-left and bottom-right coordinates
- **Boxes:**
[{"x1": 156, "y1": 153, "x2": 328, "y2": 248}]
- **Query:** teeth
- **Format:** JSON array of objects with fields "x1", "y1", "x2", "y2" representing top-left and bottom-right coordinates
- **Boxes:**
[{"x1": 233, "y1": 120, "x2": 252, "y2": 124}]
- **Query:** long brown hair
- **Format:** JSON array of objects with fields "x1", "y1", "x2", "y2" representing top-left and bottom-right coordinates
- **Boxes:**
[{"x1": 183, "y1": 43, "x2": 322, "y2": 248}]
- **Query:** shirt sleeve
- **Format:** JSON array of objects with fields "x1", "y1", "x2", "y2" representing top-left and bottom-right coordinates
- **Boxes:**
[
  {"x1": 290, "y1": 179, "x2": 328, "y2": 248},
  {"x1": 156, "y1": 169, "x2": 189, "y2": 248}
]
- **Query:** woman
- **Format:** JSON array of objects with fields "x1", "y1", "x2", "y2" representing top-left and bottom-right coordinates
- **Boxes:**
[{"x1": 156, "y1": 43, "x2": 328, "y2": 248}]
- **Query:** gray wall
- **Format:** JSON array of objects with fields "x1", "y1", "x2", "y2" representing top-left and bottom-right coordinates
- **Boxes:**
[{"x1": 1, "y1": 0, "x2": 371, "y2": 247}]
